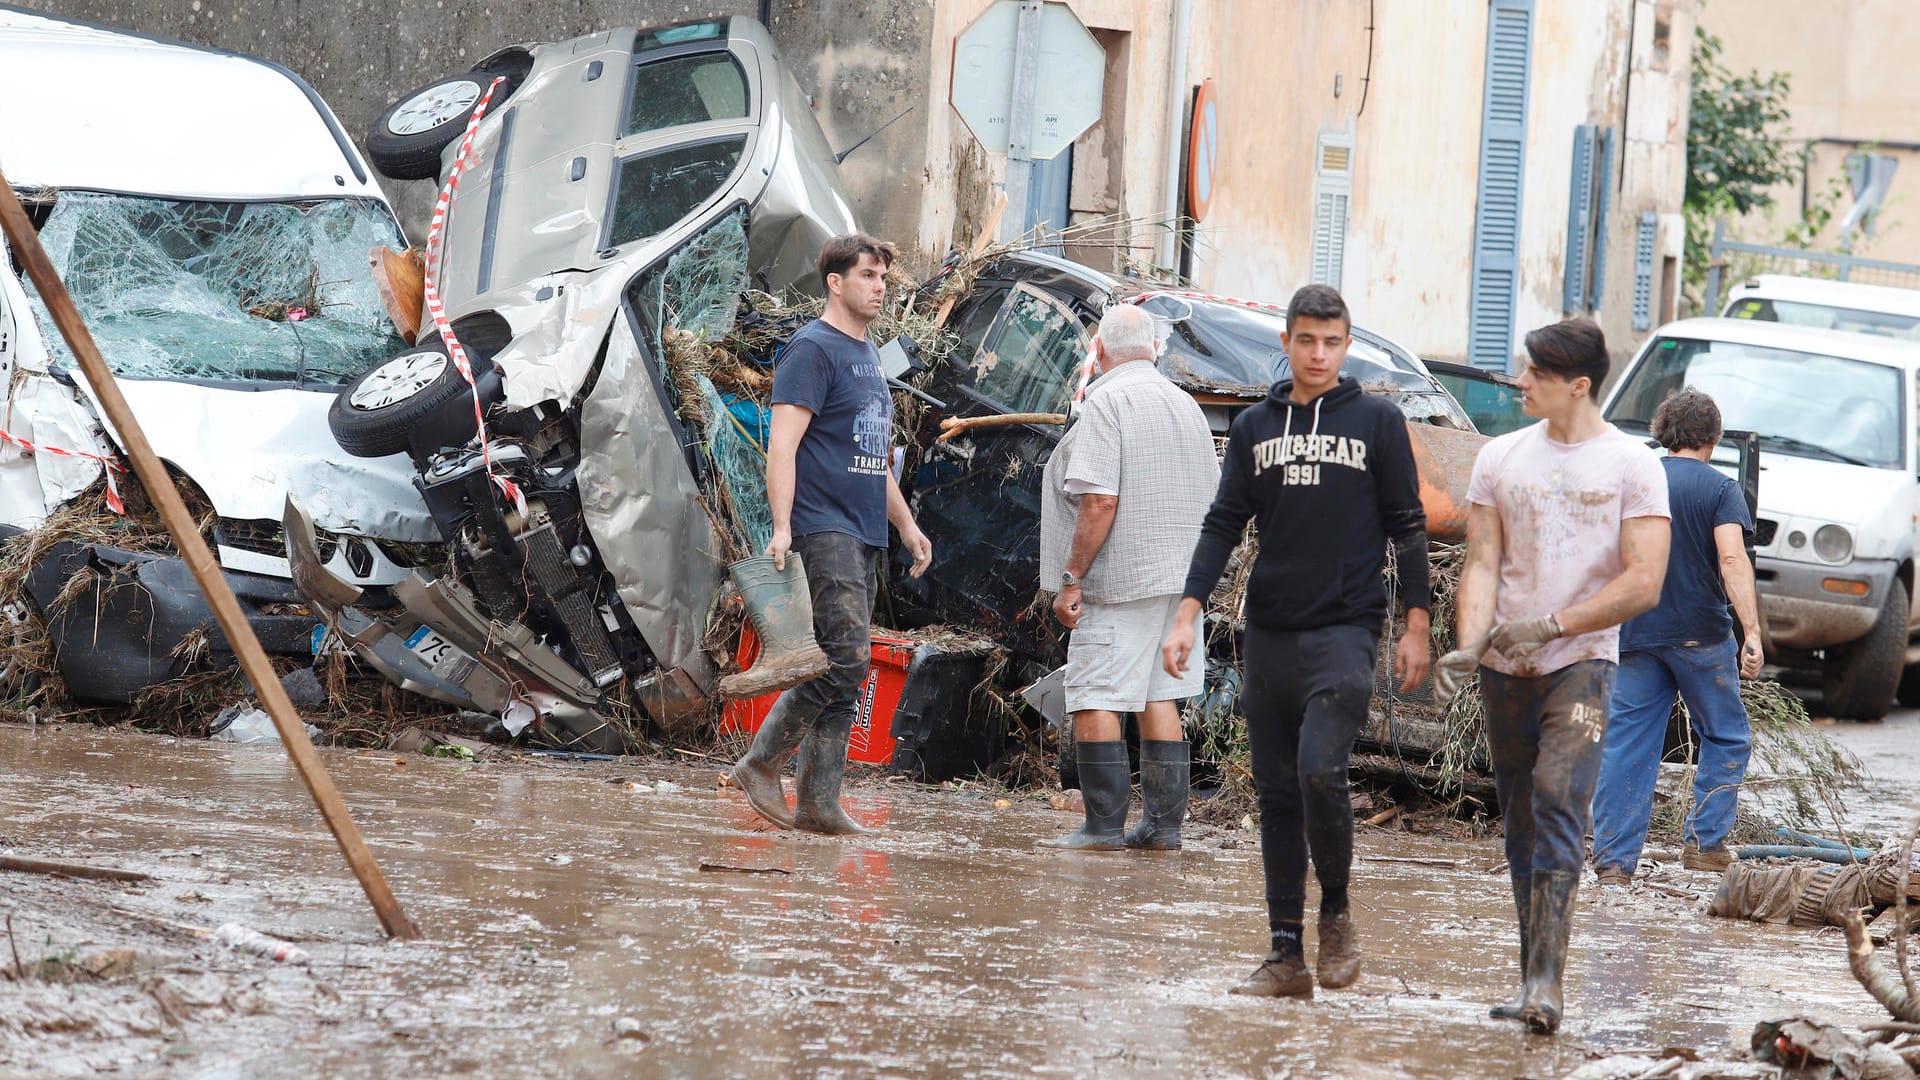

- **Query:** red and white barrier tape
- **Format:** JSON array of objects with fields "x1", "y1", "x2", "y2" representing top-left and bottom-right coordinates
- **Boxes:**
[
  {"x1": 420, "y1": 75, "x2": 526, "y2": 518},
  {"x1": 0, "y1": 429, "x2": 125, "y2": 513},
  {"x1": 1074, "y1": 288, "x2": 1292, "y2": 403}
]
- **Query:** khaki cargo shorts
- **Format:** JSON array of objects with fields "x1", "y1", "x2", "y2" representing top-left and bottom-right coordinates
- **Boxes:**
[{"x1": 1064, "y1": 593, "x2": 1205, "y2": 713}]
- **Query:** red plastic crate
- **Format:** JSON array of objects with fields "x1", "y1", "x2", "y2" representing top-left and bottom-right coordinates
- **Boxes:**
[{"x1": 719, "y1": 626, "x2": 916, "y2": 764}]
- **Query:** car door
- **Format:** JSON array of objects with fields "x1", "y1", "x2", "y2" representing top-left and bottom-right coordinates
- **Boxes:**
[{"x1": 894, "y1": 282, "x2": 1091, "y2": 657}]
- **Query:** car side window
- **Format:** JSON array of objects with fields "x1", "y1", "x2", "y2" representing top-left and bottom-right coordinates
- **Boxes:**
[
  {"x1": 967, "y1": 283, "x2": 1087, "y2": 416},
  {"x1": 607, "y1": 136, "x2": 746, "y2": 248},
  {"x1": 623, "y1": 53, "x2": 750, "y2": 137}
]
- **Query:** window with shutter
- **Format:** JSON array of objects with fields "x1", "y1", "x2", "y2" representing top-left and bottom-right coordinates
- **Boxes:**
[
  {"x1": 1632, "y1": 212, "x2": 1658, "y2": 330},
  {"x1": 1310, "y1": 130, "x2": 1352, "y2": 288},
  {"x1": 1589, "y1": 126, "x2": 1615, "y2": 312},
  {"x1": 1563, "y1": 125, "x2": 1597, "y2": 314},
  {"x1": 1562, "y1": 125, "x2": 1617, "y2": 315},
  {"x1": 1467, "y1": 0, "x2": 1535, "y2": 371}
]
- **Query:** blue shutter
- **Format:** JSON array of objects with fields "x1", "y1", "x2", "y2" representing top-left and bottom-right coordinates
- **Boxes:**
[
  {"x1": 1562, "y1": 125, "x2": 1598, "y2": 314},
  {"x1": 1588, "y1": 126, "x2": 1615, "y2": 311},
  {"x1": 1467, "y1": 0, "x2": 1535, "y2": 371},
  {"x1": 1632, "y1": 211, "x2": 1658, "y2": 330}
]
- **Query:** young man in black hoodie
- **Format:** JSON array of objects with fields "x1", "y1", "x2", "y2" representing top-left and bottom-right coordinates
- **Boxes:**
[{"x1": 1162, "y1": 284, "x2": 1431, "y2": 999}]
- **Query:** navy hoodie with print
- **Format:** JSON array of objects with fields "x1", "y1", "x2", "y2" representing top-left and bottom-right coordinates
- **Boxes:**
[{"x1": 1182, "y1": 375, "x2": 1431, "y2": 631}]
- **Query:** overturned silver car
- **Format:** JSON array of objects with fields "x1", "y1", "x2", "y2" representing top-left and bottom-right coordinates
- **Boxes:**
[{"x1": 294, "y1": 18, "x2": 857, "y2": 750}]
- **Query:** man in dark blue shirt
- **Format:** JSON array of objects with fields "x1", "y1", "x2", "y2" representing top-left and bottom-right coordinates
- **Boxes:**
[
  {"x1": 1591, "y1": 388, "x2": 1763, "y2": 884},
  {"x1": 727, "y1": 234, "x2": 934, "y2": 835}
]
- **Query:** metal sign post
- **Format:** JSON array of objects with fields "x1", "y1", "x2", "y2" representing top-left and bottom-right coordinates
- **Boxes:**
[
  {"x1": 1000, "y1": 0, "x2": 1043, "y2": 242},
  {"x1": 951, "y1": 0, "x2": 1106, "y2": 242}
]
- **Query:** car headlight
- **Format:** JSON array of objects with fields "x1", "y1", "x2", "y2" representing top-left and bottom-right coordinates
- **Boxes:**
[{"x1": 1813, "y1": 524, "x2": 1853, "y2": 563}]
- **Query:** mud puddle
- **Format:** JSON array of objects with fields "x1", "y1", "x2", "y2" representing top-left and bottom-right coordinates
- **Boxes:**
[{"x1": 0, "y1": 722, "x2": 1906, "y2": 1077}]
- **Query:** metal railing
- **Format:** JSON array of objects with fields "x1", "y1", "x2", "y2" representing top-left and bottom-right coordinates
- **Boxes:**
[{"x1": 1702, "y1": 220, "x2": 1920, "y2": 314}]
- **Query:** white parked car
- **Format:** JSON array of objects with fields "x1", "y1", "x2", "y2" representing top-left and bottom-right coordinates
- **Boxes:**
[
  {"x1": 1722, "y1": 273, "x2": 1920, "y2": 341},
  {"x1": 1603, "y1": 317, "x2": 1920, "y2": 719},
  {"x1": 0, "y1": 8, "x2": 427, "y2": 703}
]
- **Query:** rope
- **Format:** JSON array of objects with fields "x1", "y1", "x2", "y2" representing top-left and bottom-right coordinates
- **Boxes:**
[{"x1": 419, "y1": 76, "x2": 526, "y2": 519}]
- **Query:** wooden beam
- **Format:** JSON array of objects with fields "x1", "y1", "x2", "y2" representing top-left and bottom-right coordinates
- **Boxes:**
[{"x1": 0, "y1": 169, "x2": 419, "y2": 941}]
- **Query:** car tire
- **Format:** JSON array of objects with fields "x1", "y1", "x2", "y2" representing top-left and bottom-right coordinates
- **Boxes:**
[
  {"x1": 329, "y1": 342, "x2": 486, "y2": 458},
  {"x1": 1896, "y1": 661, "x2": 1920, "y2": 708},
  {"x1": 1821, "y1": 581, "x2": 1907, "y2": 720},
  {"x1": 365, "y1": 74, "x2": 487, "y2": 181}
]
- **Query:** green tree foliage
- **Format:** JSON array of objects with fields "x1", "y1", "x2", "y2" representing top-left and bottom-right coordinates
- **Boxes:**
[{"x1": 1683, "y1": 25, "x2": 1801, "y2": 295}]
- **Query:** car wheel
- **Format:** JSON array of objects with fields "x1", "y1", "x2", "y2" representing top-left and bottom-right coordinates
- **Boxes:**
[
  {"x1": 329, "y1": 342, "x2": 485, "y2": 458},
  {"x1": 1897, "y1": 664, "x2": 1920, "y2": 708},
  {"x1": 1821, "y1": 581, "x2": 1907, "y2": 720},
  {"x1": 365, "y1": 74, "x2": 487, "y2": 181}
]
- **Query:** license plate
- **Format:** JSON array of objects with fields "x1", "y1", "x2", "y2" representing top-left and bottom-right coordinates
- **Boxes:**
[{"x1": 404, "y1": 625, "x2": 477, "y2": 684}]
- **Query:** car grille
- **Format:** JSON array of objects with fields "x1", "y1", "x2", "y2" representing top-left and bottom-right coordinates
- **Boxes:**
[{"x1": 1754, "y1": 518, "x2": 1777, "y2": 547}]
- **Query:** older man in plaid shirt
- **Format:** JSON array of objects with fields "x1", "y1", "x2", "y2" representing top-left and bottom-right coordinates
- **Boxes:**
[{"x1": 1037, "y1": 303, "x2": 1220, "y2": 851}]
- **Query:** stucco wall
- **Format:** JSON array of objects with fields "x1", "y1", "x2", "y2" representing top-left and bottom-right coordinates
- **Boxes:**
[
  {"x1": 11, "y1": 0, "x2": 935, "y2": 254},
  {"x1": 1702, "y1": 0, "x2": 1920, "y2": 266},
  {"x1": 1187, "y1": 0, "x2": 1685, "y2": 367}
]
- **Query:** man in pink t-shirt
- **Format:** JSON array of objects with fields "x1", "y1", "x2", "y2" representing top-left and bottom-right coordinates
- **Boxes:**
[{"x1": 1433, "y1": 319, "x2": 1670, "y2": 1036}]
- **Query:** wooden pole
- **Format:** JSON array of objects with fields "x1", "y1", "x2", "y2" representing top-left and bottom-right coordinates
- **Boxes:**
[
  {"x1": 0, "y1": 169, "x2": 420, "y2": 941},
  {"x1": 932, "y1": 190, "x2": 1009, "y2": 329}
]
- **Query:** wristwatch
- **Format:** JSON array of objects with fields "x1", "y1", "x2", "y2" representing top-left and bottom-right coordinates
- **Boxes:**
[{"x1": 1061, "y1": 570, "x2": 1080, "y2": 589}]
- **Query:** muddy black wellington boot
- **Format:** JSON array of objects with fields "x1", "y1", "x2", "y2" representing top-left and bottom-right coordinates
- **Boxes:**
[
  {"x1": 793, "y1": 722, "x2": 868, "y2": 836},
  {"x1": 1039, "y1": 739, "x2": 1129, "y2": 850},
  {"x1": 718, "y1": 554, "x2": 831, "y2": 700},
  {"x1": 727, "y1": 696, "x2": 807, "y2": 829},
  {"x1": 1489, "y1": 876, "x2": 1531, "y2": 1020},
  {"x1": 1123, "y1": 740, "x2": 1189, "y2": 850},
  {"x1": 1520, "y1": 869, "x2": 1580, "y2": 1035}
]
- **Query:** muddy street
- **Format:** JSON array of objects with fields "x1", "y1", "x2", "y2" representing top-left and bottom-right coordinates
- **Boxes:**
[{"x1": 0, "y1": 717, "x2": 1911, "y2": 1078}]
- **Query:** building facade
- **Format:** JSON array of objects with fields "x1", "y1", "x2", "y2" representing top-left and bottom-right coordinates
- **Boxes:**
[{"x1": 20, "y1": 0, "x2": 1696, "y2": 368}]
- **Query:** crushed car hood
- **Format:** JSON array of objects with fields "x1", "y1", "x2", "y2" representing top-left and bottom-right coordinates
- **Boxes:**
[{"x1": 95, "y1": 379, "x2": 436, "y2": 541}]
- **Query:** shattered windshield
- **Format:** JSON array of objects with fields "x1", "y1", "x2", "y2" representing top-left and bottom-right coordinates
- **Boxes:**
[{"x1": 23, "y1": 192, "x2": 406, "y2": 385}]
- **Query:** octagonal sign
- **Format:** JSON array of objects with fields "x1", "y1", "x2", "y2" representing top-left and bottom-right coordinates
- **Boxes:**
[{"x1": 951, "y1": 0, "x2": 1105, "y2": 161}]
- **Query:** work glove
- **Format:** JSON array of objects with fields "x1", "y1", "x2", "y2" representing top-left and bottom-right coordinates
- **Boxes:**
[
  {"x1": 1487, "y1": 614, "x2": 1562, "y2": 661},
  {"x1": 1432, "y1": 647, "x2": 1482, "y2": 709}
]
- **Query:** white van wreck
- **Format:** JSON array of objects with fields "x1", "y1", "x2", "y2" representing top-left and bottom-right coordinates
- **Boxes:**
[{"x1": 0, "y1": 7, "x2": 431, "y2": 702}]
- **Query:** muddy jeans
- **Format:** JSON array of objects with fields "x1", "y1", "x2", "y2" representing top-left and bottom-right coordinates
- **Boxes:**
[
  {"x1": 1242, "y1": 623, "x2": 1379, "y2": 929},
  {"x1": 759, "y1": 531, "x2": 881, "y2": 754},
  {"x1": 1482, "y1": 661, "x2": 1615, "y2": 887},
  {"x1": 1591, "y1": 637, "x2": 1750, "y2": 873}
]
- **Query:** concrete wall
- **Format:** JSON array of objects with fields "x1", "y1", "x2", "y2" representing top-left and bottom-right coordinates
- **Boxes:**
[
  {"x1": 1701, "y1": 0, "x2": 1920, "y2": 265},
  {"x1": 12, "y1": 0, "x2": 934, "y2": 252}
]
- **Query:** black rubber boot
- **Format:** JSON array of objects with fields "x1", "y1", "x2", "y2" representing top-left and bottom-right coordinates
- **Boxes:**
[
  {"x1": 727, "y1": 694, "x2": 806, "y2": 829},
  {"x1": 1123, "y1": 740, "x2": 1189, "y2": 850},
  {"x1": 793, "y1": 718, "x2": 868, "y2": 836},
  {"x1": 1489, "y1": 875, "x2": 1531, "y2": 1020},
  {"x1": 1040, "y1": 739, "x2": 1129, "y2": 850},
  {"x1": 1520, "y1": 869, "x2": 1580, "y2": 1035}
]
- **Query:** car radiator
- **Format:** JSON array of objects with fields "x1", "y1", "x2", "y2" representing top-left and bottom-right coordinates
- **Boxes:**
[{"x1": 521, "y1": 522, "x2": 622, "y2": 686}]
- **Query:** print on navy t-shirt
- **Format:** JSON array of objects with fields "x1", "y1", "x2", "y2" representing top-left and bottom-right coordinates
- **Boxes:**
[{"x1": 771, "y1": 319, "x2": 893, "y2": 548}]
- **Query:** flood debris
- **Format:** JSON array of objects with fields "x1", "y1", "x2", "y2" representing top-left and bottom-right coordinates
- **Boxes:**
[
  {"x1": 0, "y1": 854, "x2": 150, "y2": 883},
  {"x1": 213, "y1": 923, "x2": 310, "y2": 966},
  {"x1": 1753, "y1": 1016, "x2": 1919, "y2": 1078}
]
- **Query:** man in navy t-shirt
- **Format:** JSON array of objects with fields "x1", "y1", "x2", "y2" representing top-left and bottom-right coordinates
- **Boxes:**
[
  {"x1": 726, "y1": 234, "x2": 934, "y2": 835},
  {"x1": 1591, "y1": 388, "x2": 1763, "y2": 883}
]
